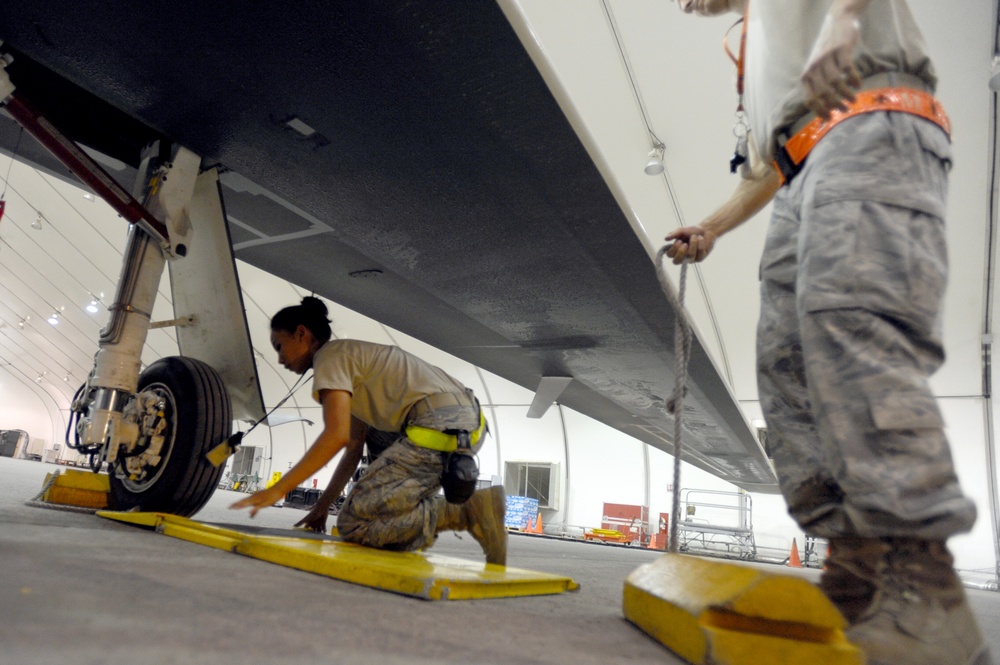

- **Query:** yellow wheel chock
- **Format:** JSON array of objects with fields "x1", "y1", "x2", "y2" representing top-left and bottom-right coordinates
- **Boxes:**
[
  {"x1": 623, "y1": 553, "x2": 863, "y2": 665},
  {"x1": 39, "y1": 469, "x2": 110, "y2": 509},
  {"x1": 98, "y1": 511, "x2": 580, "y2": 601}
]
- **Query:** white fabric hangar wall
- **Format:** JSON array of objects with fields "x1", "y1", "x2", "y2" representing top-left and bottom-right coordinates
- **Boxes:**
[
  {"x1": 560, "y1": 408, "x2": 645, "y2": 530},
  {"x1": 0, "y1": 374, "x2": 62, "y2": 455}
]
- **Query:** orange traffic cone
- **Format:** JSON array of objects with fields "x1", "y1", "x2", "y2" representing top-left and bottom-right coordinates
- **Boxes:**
[
  {"x1": 647, "y1": 533, "x2": 661, "y2": 550},
  {"x1": 524, "y1": 516, "x2": 534, "y2": 532},
  {"x1": 531, "y1": 512, "x2": 544, "y2": 534},
  {"x1": 788, "y1": 538, "x2": 802, "y2": 568}
]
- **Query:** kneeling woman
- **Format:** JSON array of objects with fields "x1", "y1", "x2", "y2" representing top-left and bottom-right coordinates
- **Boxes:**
[{"x1": 230, "y1": 297, "x2": 506, "y2": 565}]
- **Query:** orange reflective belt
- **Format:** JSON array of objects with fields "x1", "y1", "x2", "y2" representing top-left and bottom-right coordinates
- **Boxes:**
[{"x1": 773, "y1": 87, "x2": 951, "y2": 185}]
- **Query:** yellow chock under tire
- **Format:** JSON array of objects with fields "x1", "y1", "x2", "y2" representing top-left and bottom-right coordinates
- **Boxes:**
[
  {"x1": 623, "y1": 553, "x2": 863, "y2": 665},
  {"x1": 41, "y1": 469, "x2": 111, "y2": 509}
]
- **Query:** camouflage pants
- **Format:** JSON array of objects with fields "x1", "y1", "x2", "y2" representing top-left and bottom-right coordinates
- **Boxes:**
[
  {"x1": 757, "y1": 111, "x2": 976, "y2": 539},
  {"x1": 337, "y1": 403, "x2": 480, "y2": 551}
]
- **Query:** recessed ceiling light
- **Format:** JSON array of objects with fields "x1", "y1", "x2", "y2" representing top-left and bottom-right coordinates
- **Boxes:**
[
  {"x1": 86, "y1": 299, "x2": 99, "y2": 313},
  {"x1": 83, "y1": 192, "x2": 95, "y2": 202},
  {"x1": 31, "y1": 213, "x2": 43, "y2": 230},
  {"x1": 47, "y1": 313, "x2": 59, "y2": 325},
  {"x1": 285, "y1": 116, "x2": 316, "y2": 137}
]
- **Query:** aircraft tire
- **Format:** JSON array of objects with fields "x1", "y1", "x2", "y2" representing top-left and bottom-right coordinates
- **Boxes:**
[{"x1": 109, "y1": 356, "x2": 231, "y2": 517}]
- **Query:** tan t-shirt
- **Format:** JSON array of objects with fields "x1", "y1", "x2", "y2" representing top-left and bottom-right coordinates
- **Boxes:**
[
  {"x1": 311, "y1": 339, "x2": 468, "y2": 431},
  {"x1": 744, "y1": 0, "x2": 935, "y2": 161}
]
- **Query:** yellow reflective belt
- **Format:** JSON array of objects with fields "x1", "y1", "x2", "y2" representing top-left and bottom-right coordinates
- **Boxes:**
[{"x1": 405, "y1": 411, "x2": 486, "y2": 453}]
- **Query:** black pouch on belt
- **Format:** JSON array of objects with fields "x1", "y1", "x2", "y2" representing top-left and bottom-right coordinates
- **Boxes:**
[{"x1": 440, "y1": 431, "x2": 479, "y2": 504}]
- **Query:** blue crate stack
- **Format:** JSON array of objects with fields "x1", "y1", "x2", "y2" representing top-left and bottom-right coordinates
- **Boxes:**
[{"x1": 505, "y1": 495, "x2": 539, "y2": 529}]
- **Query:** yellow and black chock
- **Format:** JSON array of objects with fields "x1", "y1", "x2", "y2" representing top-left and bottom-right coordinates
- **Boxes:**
[
  {"x1": 38, "y1": 469, "x2": 110, "y2": 509},
  {"x1": 623, "y1": 554, "x2": 862, "y2": 665}
]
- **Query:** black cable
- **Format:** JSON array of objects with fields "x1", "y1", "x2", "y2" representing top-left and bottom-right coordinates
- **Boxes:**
[{"x1": 226, "y1": 371, "x2": 313, "y2": 450}]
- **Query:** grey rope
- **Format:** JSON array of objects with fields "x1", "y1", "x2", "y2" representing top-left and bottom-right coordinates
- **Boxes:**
[
  {"x1": 26, "y1": 468, "x2": 60, "y2": 502},
  {"x1": 654, "y1": 247, "x2": 693, "y2": 554},
  {"x1": 24, "y1": 469, "x2": 100, "y2": 514}
]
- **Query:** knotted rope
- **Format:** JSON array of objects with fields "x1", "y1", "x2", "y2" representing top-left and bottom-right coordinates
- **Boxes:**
[
  {"x1": 654, "y1": 247, "x2": 693, "y2": 554},
  {"x1": 23, "y1": 469, "x2": 100, "y2": 514}
]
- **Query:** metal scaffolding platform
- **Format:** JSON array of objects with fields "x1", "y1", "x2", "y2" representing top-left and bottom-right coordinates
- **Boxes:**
[{"x1": 676, "y1": 488, "x2": 757, "y2": 560}]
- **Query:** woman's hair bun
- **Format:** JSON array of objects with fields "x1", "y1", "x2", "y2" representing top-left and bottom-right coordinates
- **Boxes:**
[
  {"x1": 300, "y1": 295, "x2": 328, "y2": 317},
  {"x1": 271, "y1": 296, "x2": 332, "y2": 343}
]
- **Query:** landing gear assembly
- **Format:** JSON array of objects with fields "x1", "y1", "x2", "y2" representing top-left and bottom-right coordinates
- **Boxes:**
[
  {"x1": 62, "y1": 142, "x2": 234, "y2": 517},
  {"x1": 1, "y1": 51, "x2": 262, "y2": 516}
]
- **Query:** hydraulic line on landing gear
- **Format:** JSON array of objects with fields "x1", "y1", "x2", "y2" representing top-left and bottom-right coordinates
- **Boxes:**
[{"x1": 64, "y1": 384, "x2": 105, "y2": 471}]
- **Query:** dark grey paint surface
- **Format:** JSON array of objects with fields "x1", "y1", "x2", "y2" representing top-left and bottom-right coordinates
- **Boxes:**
[{"x1": 0, "y1": 1, "x2": 775, "y2": 489}]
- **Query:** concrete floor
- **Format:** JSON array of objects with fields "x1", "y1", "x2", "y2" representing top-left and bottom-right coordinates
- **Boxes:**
[{"x1": 3, "y1": 456, "x2": 1000, "y2": 665}]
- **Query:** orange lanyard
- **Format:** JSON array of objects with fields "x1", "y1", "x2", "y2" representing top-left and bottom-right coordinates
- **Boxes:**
[
  {"x1": 725, "y1": 2, "x2": 752, "y2": 174},
  {"x1": 723, "y1": 1, "x2": 750, "y2": 109}
]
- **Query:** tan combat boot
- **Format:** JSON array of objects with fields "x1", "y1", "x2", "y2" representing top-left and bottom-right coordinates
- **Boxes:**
[
  {"x1": 820, "y1": 536, "x2": 890, "y2": 623},
  {"x1": 436, "y1": 486, "x2": 508, "y2": 566},
  {"x1": 847, "y1": 539, "x2": 991, "y2": 665}
]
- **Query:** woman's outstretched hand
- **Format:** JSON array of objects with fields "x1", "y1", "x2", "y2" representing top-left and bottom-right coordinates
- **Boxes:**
[{"x1": 230, "y1": 486, "x2": 284, "y2": 517}]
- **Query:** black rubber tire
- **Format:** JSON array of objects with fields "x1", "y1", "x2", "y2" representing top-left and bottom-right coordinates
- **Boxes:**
[{"x1": 109, "y1": 356, "x2": 231, "y2": 516}]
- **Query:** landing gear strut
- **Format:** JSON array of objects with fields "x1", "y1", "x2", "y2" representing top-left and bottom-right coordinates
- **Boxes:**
[{"x1": 1, "y1": 55, "x2": 236, "y2": 516}]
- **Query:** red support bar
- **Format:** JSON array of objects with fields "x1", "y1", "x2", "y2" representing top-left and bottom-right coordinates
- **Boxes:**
[{"x1": 2, "y1": 92, "x2": 170, "y2": 242}]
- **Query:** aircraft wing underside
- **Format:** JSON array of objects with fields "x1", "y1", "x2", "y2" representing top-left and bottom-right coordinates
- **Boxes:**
[{"x1": 0, "y1": 0, "x2": 777, "y2": 490}]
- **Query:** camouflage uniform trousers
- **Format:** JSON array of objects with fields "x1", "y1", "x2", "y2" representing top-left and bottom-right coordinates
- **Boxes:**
[
  {"x1": 337, "y1": 402, "x2": 481, "y2": 551},
  {"x1": 757, "y1": 111, "x2": 976, "y2": 540}
]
